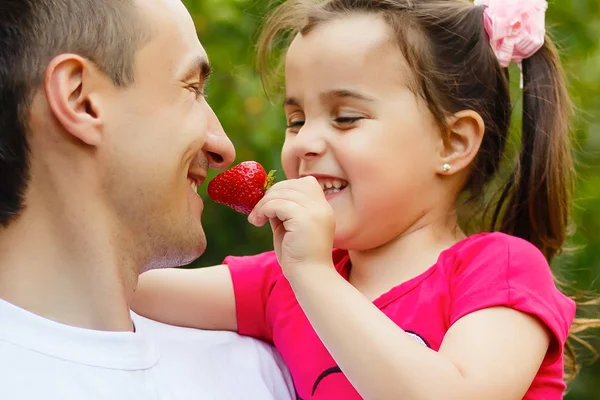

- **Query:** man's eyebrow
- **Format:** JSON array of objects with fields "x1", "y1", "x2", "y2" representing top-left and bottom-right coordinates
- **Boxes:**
[{"x1": 181, "y1": 56, "x2": 212, "y2": 82}]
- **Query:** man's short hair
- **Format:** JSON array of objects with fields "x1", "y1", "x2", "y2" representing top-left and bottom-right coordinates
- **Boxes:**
[{"x1": 0, "y1": 0, "x2": 151, "y2": 227}]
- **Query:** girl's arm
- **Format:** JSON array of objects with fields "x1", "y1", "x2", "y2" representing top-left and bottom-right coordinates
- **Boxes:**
[
  {"x1": 288, "y1": 267, "x2": 550, "y2": 400},
  {"x1": 249, "y1": 177, "x2": 552, "y2": 400},
  {"x1": 131, "y1": 265, "x2": 237, "y2": 331}
]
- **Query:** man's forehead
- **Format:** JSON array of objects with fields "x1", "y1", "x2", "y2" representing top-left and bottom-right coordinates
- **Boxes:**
[
  {"x1": 134, "y1": 0, "x2": 209, "y2": 80},
  {"x1": 136, "y1": 0, "x2": 190, "y2": 21},
  {"x1": 135, "y1": 0, "x2": 201, "y2": 48}
]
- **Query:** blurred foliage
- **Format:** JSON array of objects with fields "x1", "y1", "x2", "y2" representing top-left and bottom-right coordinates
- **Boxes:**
[{"x1": 184, "y1": 0, "x2": 600, "y2": 397}]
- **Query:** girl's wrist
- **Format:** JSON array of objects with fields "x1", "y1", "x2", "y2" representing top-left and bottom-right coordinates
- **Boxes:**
[{"x1": 285, "y1": 262, "x2": 339, "y2": 291}]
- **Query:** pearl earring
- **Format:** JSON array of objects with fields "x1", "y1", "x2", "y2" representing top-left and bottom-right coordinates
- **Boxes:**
[{"x1": 442, "y1": 163, "x2": 451, "y2": 172}]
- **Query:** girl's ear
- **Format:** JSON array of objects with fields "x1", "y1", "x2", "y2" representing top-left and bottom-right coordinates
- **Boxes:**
[{"x1": 436, "y1": 110, "x2": 485, "y2": 176}]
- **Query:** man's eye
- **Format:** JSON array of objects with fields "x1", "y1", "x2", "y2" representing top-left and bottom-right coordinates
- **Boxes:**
[{"x1": 189, "y1": 86, "x2": 207, "y2": 100}]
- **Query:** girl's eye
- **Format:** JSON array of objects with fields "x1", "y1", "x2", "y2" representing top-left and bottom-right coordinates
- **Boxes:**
[
  {"x1": 287, "y1": 120, "x2": 305, "y2": 129},
  {"x1": 334, "y1": 116, "x2": 363, "y2": 125}
]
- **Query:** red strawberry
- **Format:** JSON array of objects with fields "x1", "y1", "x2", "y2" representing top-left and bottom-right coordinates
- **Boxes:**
[{"x1": 207, "y1": 161, "x2": 276, "y2": 215}]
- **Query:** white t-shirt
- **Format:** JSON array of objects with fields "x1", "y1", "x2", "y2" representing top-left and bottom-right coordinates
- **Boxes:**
[{"x1": 0, "y1": 298, "x2": 295, "y2": 399}]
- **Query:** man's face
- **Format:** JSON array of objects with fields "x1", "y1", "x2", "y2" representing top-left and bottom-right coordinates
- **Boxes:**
[{"x1": 99, "y1": 0, "x2": 235, "y2": 270}]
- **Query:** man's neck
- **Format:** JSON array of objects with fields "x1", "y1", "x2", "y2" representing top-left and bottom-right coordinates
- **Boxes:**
[{"x1": 0, "y1": 200, "x2": 137, "y2": 332}]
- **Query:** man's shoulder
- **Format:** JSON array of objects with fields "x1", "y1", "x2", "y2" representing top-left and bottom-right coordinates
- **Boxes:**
[
  {"x1": 131, "y1": 311, "x2": 288, "y2": 367},
  {"x1": 131, "y1": 311, "x2": 275, "y2": 350},
  {"x1": 0, "y1": 339, "x2": 135, "y2": 399},
  {"x1": 131, "y1": 312, "x2": 296, "y2": 399},
  {"x1": 0, "y1": 307, "x2": 295, "y2": 400}
]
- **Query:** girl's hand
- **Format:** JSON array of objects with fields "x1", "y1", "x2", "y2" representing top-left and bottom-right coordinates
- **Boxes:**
[{"x1": 248, "y1": 176, "x2": 335, "y2": 278}]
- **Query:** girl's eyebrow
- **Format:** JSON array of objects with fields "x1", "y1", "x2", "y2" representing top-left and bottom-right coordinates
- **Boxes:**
[
  {"x1": 283, "y1": 97, "x2": 300, "y2": 107},
  {"x1": 284, "y1": 89, "x2": 376, "y2": 107},
  {"x1": 322, "y1": 89, "x2": 375, "y2": 102}
]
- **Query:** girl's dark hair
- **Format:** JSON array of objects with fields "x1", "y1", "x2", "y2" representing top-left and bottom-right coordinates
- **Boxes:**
[{"x1": 256, "y1": 0, "x2": 599, "y2": 383}]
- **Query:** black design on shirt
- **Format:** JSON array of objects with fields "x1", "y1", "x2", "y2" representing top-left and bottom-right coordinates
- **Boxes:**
[{"x1": 297, "y1": 331, "x2": 430, "y2": 399}]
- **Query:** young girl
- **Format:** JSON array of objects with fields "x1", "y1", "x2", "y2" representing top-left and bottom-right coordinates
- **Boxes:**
[{"x1": 132, "y1": 0, "x2": 599, "y2": 399}]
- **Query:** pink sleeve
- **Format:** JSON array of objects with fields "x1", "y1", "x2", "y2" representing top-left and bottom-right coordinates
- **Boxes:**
[
  {"x1": 223, "y1": 251, "x2": 283, "y2": 343},
  {"x1": 449, "y1": 233, "x2": 576, "y2": 363}
]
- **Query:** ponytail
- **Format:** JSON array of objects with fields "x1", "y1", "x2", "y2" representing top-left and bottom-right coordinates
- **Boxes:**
[
  {"x1": 492, "y1": 38, "x2": 573, "y2": 262},
  {"x1": 492, "y1": 36, "x2": 600, "y2": 384}
]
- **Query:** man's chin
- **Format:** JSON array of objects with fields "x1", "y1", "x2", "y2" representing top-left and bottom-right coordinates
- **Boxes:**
[{"x1": 140, "y1": 233, "x2": 207, "y2": 272}]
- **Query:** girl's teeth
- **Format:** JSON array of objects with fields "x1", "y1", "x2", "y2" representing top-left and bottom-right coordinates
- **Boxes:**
[{"x1": 319, "y1": 179, "x2": 347, "y2": 193}]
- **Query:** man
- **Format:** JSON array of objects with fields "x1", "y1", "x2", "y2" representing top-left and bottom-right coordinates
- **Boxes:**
[{"x1": 0, "y1": 0, "x2": 294, "y2": 398}]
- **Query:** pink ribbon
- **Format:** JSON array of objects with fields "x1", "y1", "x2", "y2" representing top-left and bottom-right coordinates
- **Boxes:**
[{"x1": 475, "y1": 0, "x2": 548, "y2": 72}]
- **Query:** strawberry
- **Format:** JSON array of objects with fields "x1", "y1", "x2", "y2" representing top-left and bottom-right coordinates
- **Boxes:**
[{"x1": 207, "y1": 161, "x2": 276, "y2": 215}]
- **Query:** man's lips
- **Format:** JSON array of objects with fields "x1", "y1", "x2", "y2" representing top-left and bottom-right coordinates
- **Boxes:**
[{"x1": 187, "y1": 172, "x2": 206, "y2": 193}]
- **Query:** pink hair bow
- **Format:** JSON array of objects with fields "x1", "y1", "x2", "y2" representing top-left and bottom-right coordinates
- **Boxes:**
[{"x1": 475, "y1": 0, "x2": 548, "y2": 85}]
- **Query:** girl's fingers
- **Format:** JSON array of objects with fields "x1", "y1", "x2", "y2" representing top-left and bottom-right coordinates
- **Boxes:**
[
  {"x1": 249, "y1": 179, "x2": 322, "y2": 222},
  {"x1": 249, "y1": 198, "x2": 301, "y2": 227}
]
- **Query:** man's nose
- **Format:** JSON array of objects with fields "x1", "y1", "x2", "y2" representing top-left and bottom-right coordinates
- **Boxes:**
[{"x1": 203, "y1": 105, "x2": 236, "y2": 169}]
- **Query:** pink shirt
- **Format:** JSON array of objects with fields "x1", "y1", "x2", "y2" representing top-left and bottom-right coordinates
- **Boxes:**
[{"x1": 225, "y1": 232, "x2": 576, "y2": 400}]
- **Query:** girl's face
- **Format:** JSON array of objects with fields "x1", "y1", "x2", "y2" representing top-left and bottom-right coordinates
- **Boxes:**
[{"x1": 282, "y1": 13, "x2": 446, "y2": 251}]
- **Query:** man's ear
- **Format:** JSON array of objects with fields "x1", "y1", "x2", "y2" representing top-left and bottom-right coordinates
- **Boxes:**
[
  {"x1": 44, "y1": 54, "x2": 104, "y2": 147},
  {"x1": 436, "y1": 110, "x2": 485, "y2": 176}
]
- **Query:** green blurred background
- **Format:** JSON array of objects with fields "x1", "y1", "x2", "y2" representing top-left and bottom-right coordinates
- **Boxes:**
[{"x1": 184, "y1": 0, "x2": 600, "y2": 398}]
